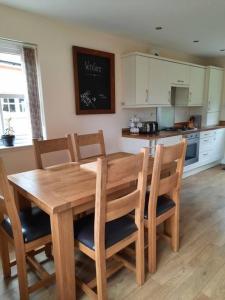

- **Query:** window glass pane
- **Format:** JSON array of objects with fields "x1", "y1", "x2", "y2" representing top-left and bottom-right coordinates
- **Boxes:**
[
  {"x1": 9, "y1": 104, "x2": 16, "y2": 112},
  {"x1": 3, "y1": 104, "x2": 8, "y2": 111},
  {"x1": 0, "y1": 50, "x2": 33, "y2": 144}
]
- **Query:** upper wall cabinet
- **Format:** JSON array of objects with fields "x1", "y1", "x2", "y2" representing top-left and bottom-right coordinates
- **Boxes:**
[
  {"x1": 189, "y1": 66, "x2": 205, "y2": 106},
  {"x1": 122, "y1": 54, "x2": 171, "y2": 107},
  {"x1": 167, "y1": 61, "x2": 189, "y2": 86},
  {"x1": 122, "y1": 53, "x2": 222, "y2": 109},
  {"x1": 122, "y1": 55, "x2": 149, "y2": 107},
  {"x1": 206, "y1": 67, "x2": 224, "y2": 113},
  {"x1": 148, "y1": 59, "x2": 171, "y2": 106}
]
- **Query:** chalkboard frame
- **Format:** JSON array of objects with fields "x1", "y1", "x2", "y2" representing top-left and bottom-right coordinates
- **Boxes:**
[{"x1": 72, "y1": 46, "x2": 115, "y2": 115}]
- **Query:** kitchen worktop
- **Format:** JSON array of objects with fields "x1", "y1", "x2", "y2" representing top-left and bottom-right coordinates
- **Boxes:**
[{"x1": 122, "y1": 125, "x2": 225, "y2": 140}]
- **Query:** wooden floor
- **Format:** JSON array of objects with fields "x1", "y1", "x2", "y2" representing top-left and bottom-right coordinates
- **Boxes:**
[{"x1": 1, "y1": 165, "x2": 225, "y2": 299}]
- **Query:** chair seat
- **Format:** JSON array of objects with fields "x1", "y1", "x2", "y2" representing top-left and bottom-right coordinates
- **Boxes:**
[
  {"x1": 144, "y1": 192, "x2": 175, "y2": 219},
  {"x1": 1, "y1": 207, "x2": 51, "y2": 243},
  {"x1": 74, "y1": 214, "x2": 137, "y2": 250}
]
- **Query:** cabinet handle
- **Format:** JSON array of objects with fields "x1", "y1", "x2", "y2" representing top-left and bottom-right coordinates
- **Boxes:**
[
  {"x1": 203, "y1": 139, "x2": 209, "y2": 142},
  {"x1": 189, "y1": 91, "x2": 192, "y2": 102},
  {"x1": 177, "y1": 80, "x2": 184, "y2": 83},
  {"x1": 168, "y1": 91, "x2": 171, "y2": 103},
  {"x1": 145, "y1": 89, "x2": 149, "y2": 103},
  {"x1": 208, "y1": 100, "x2": 211, "y2": 111}
]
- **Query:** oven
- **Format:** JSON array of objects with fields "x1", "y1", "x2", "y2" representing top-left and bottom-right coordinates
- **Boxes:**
[{"x1": 184, "y1": 132, "x2": 200, "y2": 166}]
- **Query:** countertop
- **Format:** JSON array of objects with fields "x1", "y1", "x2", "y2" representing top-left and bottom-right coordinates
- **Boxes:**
[{"x1": 122, "y1": 125, "x2": 225, "y2": 141}]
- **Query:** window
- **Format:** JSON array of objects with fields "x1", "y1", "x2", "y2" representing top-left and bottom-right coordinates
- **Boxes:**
[{"x1": 0, "y1": 48, "x2": 32, "y2": 145}]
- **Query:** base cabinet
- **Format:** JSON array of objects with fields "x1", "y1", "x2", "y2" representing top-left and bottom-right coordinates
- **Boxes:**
[
  {"x1": 185, "y1": 129, "x2": 225, "y2": 173},
  {"x1": 120, "y1": 137, "x2": 150, "y2": 154},
  {"x1": 121, "y1": 135, "x2": 182, "y2": 156}
]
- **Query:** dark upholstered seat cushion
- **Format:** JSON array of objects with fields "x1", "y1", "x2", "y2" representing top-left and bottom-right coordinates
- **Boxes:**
[
  {"x1": 74, "y1": 214, "x2": 137, "y2": 250},
  {"x1": 144, "y1": 192, "x2": 175, "y2": 219},
  {"x1": 1, "y1": 207, "x2": 51, "y2": 243}
]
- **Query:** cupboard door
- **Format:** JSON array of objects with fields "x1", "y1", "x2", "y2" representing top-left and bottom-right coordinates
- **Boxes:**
[
  {"x1": 168, "y1": 61, "x2": 190, "y2": 85},
  {"x1": 208, "y1": 68, "x2": 223, "y2": 112},
  {"x1": 148, "y1": 59, "x2": 171, "y2": 106},
  {"x1": 189, "y1": 66, "x2": 205, "y2": 106},
  {"x1": 135, "y1": 55, "x2": 149, "y2": 105},
  {"x1": 122, "y1": 55, "x2": 136, "y2": 106}
]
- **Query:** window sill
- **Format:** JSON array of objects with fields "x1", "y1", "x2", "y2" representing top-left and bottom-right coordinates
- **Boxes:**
[{"x1": 0, "y1": 143, "x2": 33, "y2": 152}]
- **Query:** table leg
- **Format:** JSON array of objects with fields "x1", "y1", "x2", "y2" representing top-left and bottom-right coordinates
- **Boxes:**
[
  {"x1": 13, "y1": 187, "x2": 31, "y2": 210},
  {"x1": 51, "y1": 209, "x2": 76, "y2": 300}
]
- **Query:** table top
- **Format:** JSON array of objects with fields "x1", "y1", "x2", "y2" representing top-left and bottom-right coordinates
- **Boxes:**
[{"x1": 8, "y1": 152, "x2": 174, "y2": 215}]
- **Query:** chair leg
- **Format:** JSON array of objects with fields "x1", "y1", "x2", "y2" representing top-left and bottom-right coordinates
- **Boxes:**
[
  {"x1": 95, "y1": 253, "x2": 107, "y2": 300},
  {"x1": 136, "y1": 225, "x2": 145, "y2": 286},
  {"x1": 14, "y1": 242, "x2": 29, "y2": 300},
  {"x1": 170, "y1": 211, "x2": 179, "y2": 252},
  {"x1": 0, "y1": 231, "x2": 11, "y2": 278},
  {"x1": 45, "y1": 243, "x2": 52, "y2": 258},
  {"x1": 148, "y1": 223, "x2": 157, "y2": 273}
]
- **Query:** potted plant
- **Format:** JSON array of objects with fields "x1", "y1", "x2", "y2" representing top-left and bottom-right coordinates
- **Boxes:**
[{"x1": 2, "y1": 118, "x2": 15, "y2": 147}]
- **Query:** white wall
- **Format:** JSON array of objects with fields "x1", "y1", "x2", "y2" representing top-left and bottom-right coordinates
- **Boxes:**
[{"x1": 0, "y1": 4, "x2": 207, "y2": 174}]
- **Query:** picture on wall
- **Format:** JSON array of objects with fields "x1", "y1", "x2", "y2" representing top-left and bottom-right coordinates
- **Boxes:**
[{"x1": 72, "y1": 46, "x2": 115, "y2": 114}]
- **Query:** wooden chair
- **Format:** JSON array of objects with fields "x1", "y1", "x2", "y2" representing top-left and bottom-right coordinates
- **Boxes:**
[
  {"x1": 33, "y1": 136, "x2": 75, "y2": 169},
  {"x1": 72, "y1": 130, "x2": 106, "y2": 163},
  {"x1": 144, "y1": 139, "x2": 187, "y2": 273},
  {"x1": 0, "y1": 158, "x2": 54, "y2": 299},
  {"x1": 74, "y1": 148, "x2": 149, "y2": 299}
]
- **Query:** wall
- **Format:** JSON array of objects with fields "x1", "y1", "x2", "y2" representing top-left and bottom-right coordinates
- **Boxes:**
[{"x1": 0, "y1": 4, "x2": 207, "y2": 174}]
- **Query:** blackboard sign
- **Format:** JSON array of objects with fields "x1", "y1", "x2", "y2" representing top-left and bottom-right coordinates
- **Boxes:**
[{"x1": 73, "y1": 46, "x2": 115, "y2": 114}]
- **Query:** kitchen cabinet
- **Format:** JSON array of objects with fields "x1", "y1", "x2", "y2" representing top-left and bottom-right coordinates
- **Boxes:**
[
  {"x1": 135, "y1": 55, "x2": 149, "y2": 106},
  {"x1": 148, "y1": 59, "x2": 171, "y2": 106},
  {"x1": 198, "y1": 129, "x2": 225, "y2": 166},
  {"x1": 167, "y1": 61, "x2": 189, "y2": 86},
  {"x1": 211, "y1": 129, "x2": 225, "y2": 161},
  {"x1": 122, "y1": 54, "x2": 149, "y2": 107},
  {"x1": 121, "y1": 135, "x2": 182, "y2": 156},
  {"x1": 120, "y1": 137, "x2": 150, "y2": 154},
  {"x1": 122, "y1": 53, "x2": 224, "y2": 110},
  {"x1": 206, "y1": 67, "x2": 223, "y2": 113},
  {"x1": 122, "y1": 54, "x2": 171, "y2": 107},
  {"x1": 156, "y1": 135, "x2": 182, "y2": 146},
  {"x1": 189, "y1": 66, "x2": 205, "y2": 106}
]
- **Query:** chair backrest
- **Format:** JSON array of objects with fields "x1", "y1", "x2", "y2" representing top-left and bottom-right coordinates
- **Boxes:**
[
  {"x1": 94, "y1": 148, "x2": 149, "y2": 251},
  {"x1": 33, "y1": 136, "x2": 75, "y2": 169},
  {"x1": 148, "y1": 139, "x2": 187, "y2": 218},
  {"x1": 73, "y1": 130, "x2": 106, "y2": 162},
  {"x1": 0, "y1": 158, "x2": 24, "y2": 246}
]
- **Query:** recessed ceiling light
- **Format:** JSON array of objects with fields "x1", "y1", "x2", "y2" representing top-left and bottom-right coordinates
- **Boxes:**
[
  {"x1": 193, "y1": 40, "x2": 199, "y2": 43},
  {"x1": 220, "y1": 49, "x2": 225, "y2": 52},
  {"x1": 155, "y1": 26, "x2": 163, "y2": 30}
]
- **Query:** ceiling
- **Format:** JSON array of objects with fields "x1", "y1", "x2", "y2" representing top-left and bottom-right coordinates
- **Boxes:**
[{"x1": 1, "y1": 0, "x2": 225, "y2": 57}]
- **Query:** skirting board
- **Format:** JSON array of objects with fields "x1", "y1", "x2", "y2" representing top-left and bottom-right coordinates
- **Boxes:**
[{"x1": 183, "y1": 161, "x2": 222, "y2": 178}]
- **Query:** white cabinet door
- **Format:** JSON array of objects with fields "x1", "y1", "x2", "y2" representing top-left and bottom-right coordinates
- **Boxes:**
[
  {"x1": 122, "y1": 55, "x2": 136, "y2": 106},
  {"x1": 212, "y1": 129, "x2": 225, "y2": 161},
  {"x1": 148, "y1": 59, "x2": 171, "y2": 106},
  {"x1": 135, "y1": 55, "x2": 149, "y2": 105},
  {"x1": 168, "y1": 61, "x2": 190, "y2": 85},
  {"x1": 156, "y1": 135, "x2": 182, "y2": 146},
  {"x1": 121, "y1": 137, "x2": 150, "y2": 154},
  {"x1": 189, "y1": 66, "x2": 205, "y2": 106},
  {"x1": 208, "y1": 68, "x2": 223, "y2": 112}
]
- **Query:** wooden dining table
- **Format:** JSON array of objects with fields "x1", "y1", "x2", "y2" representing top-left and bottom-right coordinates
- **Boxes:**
[{"x1": 8, "y1": 152, "x2": 175, "y2": 300}]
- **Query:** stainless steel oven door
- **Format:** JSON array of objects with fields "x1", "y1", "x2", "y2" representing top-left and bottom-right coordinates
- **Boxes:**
[{"x1": 185, "y1": 138, "x2": 200, "y2": 166}]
